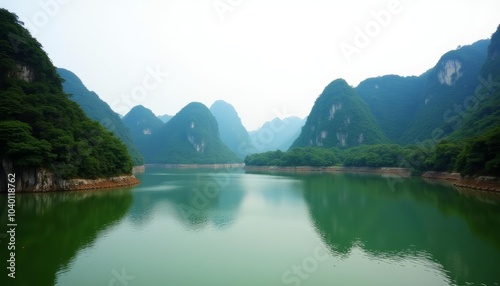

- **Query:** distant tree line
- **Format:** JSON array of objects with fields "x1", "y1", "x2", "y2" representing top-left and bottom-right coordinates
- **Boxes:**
[{"x1": 245, "y1": 126, "x2": 500, "y2": 176}]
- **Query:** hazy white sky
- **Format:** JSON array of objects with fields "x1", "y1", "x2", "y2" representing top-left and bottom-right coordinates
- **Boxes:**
[{"x1": 2, "y1": 0, "x2": 499, "y2": 130}]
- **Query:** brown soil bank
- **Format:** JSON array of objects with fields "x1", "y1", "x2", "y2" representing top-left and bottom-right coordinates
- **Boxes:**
[{"x1": 423, "y1": 172, "x2": 500, "y2": 193}]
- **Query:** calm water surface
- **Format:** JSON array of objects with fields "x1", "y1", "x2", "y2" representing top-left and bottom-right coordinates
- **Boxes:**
[{"x1": 1, "y1": 168, "x2": 500, "y2": 286}]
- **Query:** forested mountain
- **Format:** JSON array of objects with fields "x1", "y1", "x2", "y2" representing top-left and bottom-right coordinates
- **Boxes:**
[
  {"x1": 0, "y1": 8, "x2": 133, "y2": 186},
  {"x1": 356, "y1": 75, "x2": 425, "y2": 143},
  {"x1": 210, "y1": 100, "x2": 254, "y2": 158},
  {"x1": 249, "y1": 116, "x2": 305, "y2": 152},
  {"x1": 247, "y1": 27, "x2": 500, "y2": 176},
  {"x1": 122, "y1": 105, "x2": 164, "y2": 158},
  {"x1": 450, "y1": 25, "x2": 500, "y2": 140},
  {"x1": 57, "y1": 68, "x2": 143, "y2": 166},
  {"x1": 399, "y1": 40, "x2": 490, "y2": 143},
  {"x1": 291, "y1": 79, "x2": 387, "y2": 149},
  {"x1": 145, "y1": 102, "x2": 241, "y2": 164}
]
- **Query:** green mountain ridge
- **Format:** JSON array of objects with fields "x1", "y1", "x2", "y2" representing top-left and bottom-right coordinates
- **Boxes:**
[
  {"x1": 291, "y1": 79, "x2": 388, "y2": 149},
  {"x1": 400, "y1": 39, "x2": 490, "y2": 144},
  {"x1": 356, "y1": 74, "x2": 425, "y2": 143},
  {"x1": 210, "y1": 100, "x2": 254, "y2": 158},
  {"x1": 122, "y1": 105, "x2": 165, "y2": 160},
  {"x1": 57, "y1": 68, "x2": 144, "y2": 166},
  {"x1": 145, "y1": 102, "x2": 241, "y2": 164}
]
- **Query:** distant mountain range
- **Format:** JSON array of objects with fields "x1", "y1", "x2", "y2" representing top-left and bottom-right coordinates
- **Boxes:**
[
  {"x1": 64, "y1": 34, "x2": 498, "y2": 166},
  {"x1": 210, "y1": 100, "x2": 254, "y2": 158},
  {"x1": 140, "y1": 102, "x2": 241, "y2": 164},
  {"x1": 249, "y1": 117, "x2": 305, "y2": 152}
]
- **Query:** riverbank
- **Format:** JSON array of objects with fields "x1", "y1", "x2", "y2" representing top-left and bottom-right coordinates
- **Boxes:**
[
  {"x1": 422, "y1": 172, "x2": 500, "y2": 193},
  {"x1": 146, "y1": 163, "x2": 245, "y2": 169},
  {"x1": 244, "y1": 166, "x2": 411, "y2": 176},
  {"x1": 2, "y1": 167, "x2": 140, "y2": 192},
  {"x1": 62, "y1": 175, "x2": 140, "y2": 191}
]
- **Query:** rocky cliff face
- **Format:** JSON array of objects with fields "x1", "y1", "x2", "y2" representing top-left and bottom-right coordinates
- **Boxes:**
[{"x1": 1, "y1": 159, "x2": 139, "y2": 192}]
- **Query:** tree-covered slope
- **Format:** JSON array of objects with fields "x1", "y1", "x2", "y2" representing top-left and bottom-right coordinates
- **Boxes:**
[
  {"x1": 147, "y1": 102, "x2": 241, "y2": 164},
  {"x1": 0, "y1": 8, "x2": 133, "y2": 183},
  {"x1": 122, "y1": 105, "x2": 164, "y2": 159},
  {"x1": 57, "y1": 68, "x2": 144, "y2": 166},
  {"x1": 210, "y1": 100, "x2": 254, "y2": 158},
  {"x1": 449, "y1": 25, "x2": 500, "y2": 140},
  {"x1": 400, "y1": 40, "x2": 490, "y2": 144},
  {"x1": 291, "y1": 79, "x2": 387, "y2": 149},
  {"x1": 356, "y1": 75, "x2": 425, "y2": 143}
]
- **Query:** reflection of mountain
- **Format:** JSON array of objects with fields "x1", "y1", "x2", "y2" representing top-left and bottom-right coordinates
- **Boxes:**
[
  {"x1": 128, "y1": 168, "x2": 246, "y2": 229},
  {"x1": 301, "y1": 173, "x2": 500, "y2": 286},
  {"x1": 0, "y1": 189, "x2": 132, "y2": 286}
]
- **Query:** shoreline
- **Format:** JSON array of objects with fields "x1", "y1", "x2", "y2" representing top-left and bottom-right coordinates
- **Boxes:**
[
  {"x1": 422, "y1": 171, "x2": 500, "y2": 193},
  {"x1": 61, "y1": 175, "x2": 140, "y2": 191},
  {"x1": 244, "y1": 167, "x2": 500, "y2": 193},
  {"x1": 145, "y1": 163, "x2": 245, "y2": 169},
  {"x1": 244, "y1": 165, "x2": 411, "y2": 176}
]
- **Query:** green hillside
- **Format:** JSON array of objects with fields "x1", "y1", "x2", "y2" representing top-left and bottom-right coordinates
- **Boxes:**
[
  {"x1": 147, "y1": 102, "x2": 241, "y2": 164},
  {"x1": 291, "y1": 79, "x2": 387, "y2": 149},
  {"x1": 356, "y1": 75, "x2": 425, "y2": 143},
  {"x1": 0, "y1": 8, "x2": 132, "y2": 182},
  {"x1": 210, "y1": 100, "x2": 254, "y2": 158},
  {"x1": 57, "y1": 68, "x2": 144, "y2": 166},
  {"x1": 450, "y1": 25, "x2": 500, "y2": 140},
  {"x1": 400, "y1": 40, "x2": 490, "y2": 144},
  {"x1": 122, "y1": 105, "x2": 164, "y2": 159}
]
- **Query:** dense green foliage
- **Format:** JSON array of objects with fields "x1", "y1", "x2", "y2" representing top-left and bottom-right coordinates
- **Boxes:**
[
  {"x1": 291, "y1": 79, "x2": 387, "y2": 149},
  {"x1": 122, "y1": 105, "x2": 164, "y2": 159},
  {"x1": 400, "y1": 40, "x2": 490, "y2": 144},
  {"x1": 455, "y1": 126, "x2": 500, "y2": 176},
  {"x1": 356, "y1": 75, "x2": 424, "y2": 143},
  {"x1": 0, "y1": 8, "x2": 133, "y2": 179},
  {"x1": 58, "y1": 68, "x2": 144, "y2": 166},
  {"x1": 245, "y1": 147, "x2": 340, "y2": 167},
  {"x1": 147, "y1": 102, "x2": 242, "y2": 164},
  {"x1": 449, "y1": 26, "x2": 500, "y2": 141},
  {"x1": 210, "y1": 100, "x2": 254, "y2": 158},
  {"x1": 245, "y1": 128, "x2": 500, "y2": 176}
]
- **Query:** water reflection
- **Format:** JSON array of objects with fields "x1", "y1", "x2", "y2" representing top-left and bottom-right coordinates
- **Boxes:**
[
  {"x1": 129, "y1": 168, "x2": 247, "y2": 230},
  {"x1": 299, "y1": 173, "x2": 500, "y2": 286},
  {"x1": 0, "y1": 188, "x2": 132, "y2": 286}
]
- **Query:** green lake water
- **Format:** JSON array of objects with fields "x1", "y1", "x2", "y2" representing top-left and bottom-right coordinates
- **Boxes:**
[{"x1": 1, "y1": 168, "x2": 500, "y2": 286}]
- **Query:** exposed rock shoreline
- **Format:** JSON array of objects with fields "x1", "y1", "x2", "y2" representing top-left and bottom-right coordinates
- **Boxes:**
[
  {"x1": 0, "y1": 160, "x2": 140, "y2": 192},
  {"x1": 420, "y1": 171, "x2": 500, "y2": 193}
]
